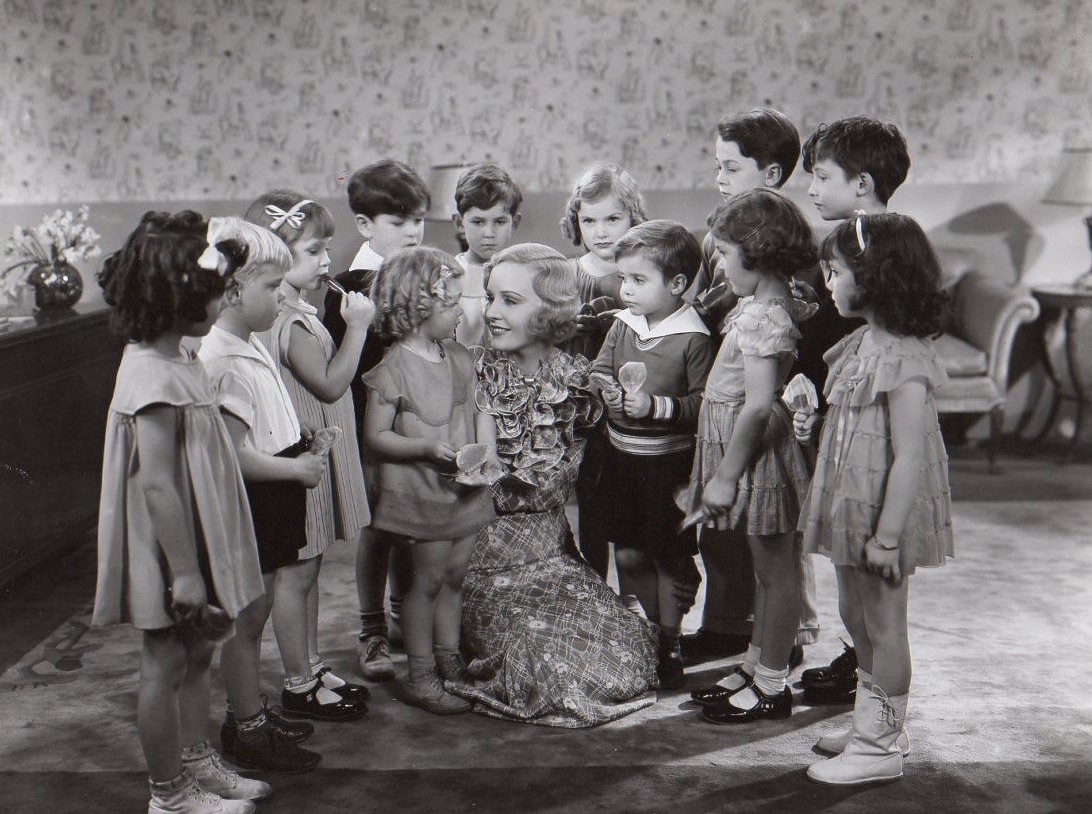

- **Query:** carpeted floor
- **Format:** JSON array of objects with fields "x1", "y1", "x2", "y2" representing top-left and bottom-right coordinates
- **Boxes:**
[{"x1": 2, "y1": 448, "x2": 1091, "y2": 813}]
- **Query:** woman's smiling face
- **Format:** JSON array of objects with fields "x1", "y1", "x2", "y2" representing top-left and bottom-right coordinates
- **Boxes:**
[{"x1": 485, "y1": 260, "x2": 545, "y2": 354}]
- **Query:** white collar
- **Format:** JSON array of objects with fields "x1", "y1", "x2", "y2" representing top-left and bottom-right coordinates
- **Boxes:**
[
  {"x1": 614, "y1": 304, "x2": 710, "y2": 340},
  {"x1": 349, "y1": 241, "x2": 384, "y2": 271},
  {"x1": 200, "y1": 325, "x2": 271, "y2": 363}
]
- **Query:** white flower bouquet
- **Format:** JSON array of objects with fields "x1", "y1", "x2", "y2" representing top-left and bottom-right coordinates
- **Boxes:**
[{"x1": 2, "y1": 206, "x2": 101, "y2": 300}]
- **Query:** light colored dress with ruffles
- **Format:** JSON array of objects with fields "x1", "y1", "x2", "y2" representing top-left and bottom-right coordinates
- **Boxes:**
[
  {"x1": 447, "y1": 348, "x2": 659, "y2": 728},
  {"x1": 260, "y1": 293, "x2": 370, "y2": 559},
  {"x1": 799, "y1": 326, "x2": 954, "y2": 574},
  {"x1": 678, "y1": 296, "x2": 815, "y2": 536},
  {"x1": 93, "y1": 345, "x2": 265, "y2": 629}
]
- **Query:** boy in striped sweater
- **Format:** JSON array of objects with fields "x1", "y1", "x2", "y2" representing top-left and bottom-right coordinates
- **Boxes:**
[{"x1": 591, "y1": 220, "x2": 715, "y2": 690}]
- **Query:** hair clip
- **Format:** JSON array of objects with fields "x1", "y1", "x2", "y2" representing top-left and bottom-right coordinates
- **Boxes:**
[
  {"x1": 196, "y1": 217, "x2": 235, "y2": 275},
  {"x1": 265, "y1": 199, "x2": 314, "y2": 230},
  {"x1": 739, "y1": 222, "x2": 765, "y2": 242},
  {"x1": 853, "y1": 210, "x2": 867, "y2": 252}
]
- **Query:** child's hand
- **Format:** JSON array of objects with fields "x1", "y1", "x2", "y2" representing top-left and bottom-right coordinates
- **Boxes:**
[
  {"x1": 672, "y1": 558, "x2": 702, "y2": 614},
  {"x1": 295, "y1": 451, "x2": 328, "y2": 488},
  {"x1": 574, "y1": 313, "x2": 600, "y2": 335},
  {"x1": 700, "y1": 475, "x2": 738, "y2": 520},
  {"x1": 623, "y1": 390, "x2": 652, "y2": 419},
  {"x1": 601, "y1": 386, "x2": 624, "y2": 416},
  {"x1": 793, "y1": 411, "x2": 820, "y2": 444},
  {"x1": 169, "y1": 572, "x2": 208, "y2": 623},
  {"x1": 341, "y1": 291, "x2": 376, "y2": 331},
  {"x1": 865, "y1": 538, "x2": 902, "y2": 583},
  {"x1": 695, "y1": 279, "x2": 730, "y2": 319},
  {"x1": 423, "y1": 440, "x2": 458, "y2": 470}
]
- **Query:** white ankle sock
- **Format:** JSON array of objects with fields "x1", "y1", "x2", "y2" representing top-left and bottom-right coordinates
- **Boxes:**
[
  {"x1": 753, "y1": 663, "x2": 789, "y2": 696},
  {"x1": 312, "y1": 659, "x2": 349, "y2": 689},
  {"x1": 858, "y1": 669, "x2": 873, "y2": 688},
  {"x1": 731, "y1": 663, "x2": 787, "y2": 710},
  {"x1": 285, "y1": 675, "x2": 341, "y2": 703},
  {"x1": 715, "y1": 669, "x2": 749, "y2": 691}
]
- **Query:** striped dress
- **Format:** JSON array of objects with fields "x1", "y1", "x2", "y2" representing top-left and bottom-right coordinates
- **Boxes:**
[{"x1": 259, "y1": 293, "x2": 370, "y2": 560}]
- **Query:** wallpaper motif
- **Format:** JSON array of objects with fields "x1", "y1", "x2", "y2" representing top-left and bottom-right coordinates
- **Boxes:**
[{"x1": 1, "y1": 0, "x2": 1089, "y2": 203}]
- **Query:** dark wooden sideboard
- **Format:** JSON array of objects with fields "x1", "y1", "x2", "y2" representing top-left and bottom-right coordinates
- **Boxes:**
[{"x1": 0, "y1": 305, "x2": 124, "y2": 585}]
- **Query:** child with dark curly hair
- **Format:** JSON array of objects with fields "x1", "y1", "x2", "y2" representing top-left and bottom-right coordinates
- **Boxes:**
[
  {"x1": 679, "y1": 190, "x2": 819, "y2": 723},
  {"x1": 93, "y1": 210, "x2": 270, "y2": 813},
  {"x1": 362, "y1": 246, "x2": 497, "y2": 715},
  {"x1": 797, "y1": 213, "x2": 953, "y2": 786}
]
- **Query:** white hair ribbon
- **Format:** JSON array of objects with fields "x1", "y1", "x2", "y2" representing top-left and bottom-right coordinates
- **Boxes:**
[
  {"x1": 265, "y1": 199, "x2": 314, "y2": 230},
  {"x1": 196, "y1": 217, "x2": 235, "y2": 275}
]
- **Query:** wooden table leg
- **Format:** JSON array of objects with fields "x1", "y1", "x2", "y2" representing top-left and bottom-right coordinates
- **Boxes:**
[
  {"x1": 1061, "y1": 307, "x2": 1087, "y2": 463},
  {"x1": 1033, "y1": 307, "x2": 1062, "y2": 444}
]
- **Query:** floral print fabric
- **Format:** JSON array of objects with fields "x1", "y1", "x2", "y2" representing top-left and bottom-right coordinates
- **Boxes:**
[{"x1": 447, "y1": 348, "x2": 659, "y2": 727}]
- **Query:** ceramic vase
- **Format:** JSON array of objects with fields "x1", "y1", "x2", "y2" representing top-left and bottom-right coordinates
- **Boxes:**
[{"x1": 28, "y1": 260, "x2": 83, "y2": 310}]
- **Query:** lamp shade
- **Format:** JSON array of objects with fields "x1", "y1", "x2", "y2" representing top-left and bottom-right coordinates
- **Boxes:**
[
  {"x1": 1043, "y1": 148, "x2": 1092, "y2": 206},
  {"x1": 425, "y1": 163, "x2": 471, "y2": 220}
]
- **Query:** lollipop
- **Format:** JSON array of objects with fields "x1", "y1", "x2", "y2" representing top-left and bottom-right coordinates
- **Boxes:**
[
  {"x1": 579, "y1": 295, "x2": 618, "y2": 317},
  {"x1": 781, "y1": 373, "x2": 819, "y2": 415},
  {"x1": 454, "y1": 443, "x2": 502, "y2": 486},
  {"x1": 309, "y1": 426, "x2": 342, "y2": 456},
  {"x1": 618, "y1": 361, "x2": 648, "y2": 395}
]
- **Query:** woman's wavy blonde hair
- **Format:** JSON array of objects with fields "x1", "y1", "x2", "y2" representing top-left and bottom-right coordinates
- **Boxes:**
[{"x1": 485, "y1": 243, "x2": 577, "y2": 345}]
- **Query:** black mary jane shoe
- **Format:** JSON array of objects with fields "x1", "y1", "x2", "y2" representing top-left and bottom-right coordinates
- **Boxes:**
[
  {"x1": 689, "y1": 665, "x2": 753, "y2": 707},
  {"x1": 315, "y1": 665, "x2": 371, "y2": 703},
  {"x1": 281, "y1": 686, "x2": 368, "y2": 722},
  {"x1": 699, "y1": 686, "x2": 792, "y2": 724}
]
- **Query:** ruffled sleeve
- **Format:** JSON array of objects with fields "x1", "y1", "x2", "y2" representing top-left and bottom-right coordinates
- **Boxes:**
[
  {"x1": 733, "y1": 299, "x2": 803, "y2": 358},
  {"x1": 839, "y1": 332, "x2": 949, "y2": 407}
]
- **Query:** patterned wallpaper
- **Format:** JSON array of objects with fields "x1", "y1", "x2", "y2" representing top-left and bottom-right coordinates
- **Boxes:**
[{"x1": 1, "y1": 0, "x2": 1089, "y2": 203}]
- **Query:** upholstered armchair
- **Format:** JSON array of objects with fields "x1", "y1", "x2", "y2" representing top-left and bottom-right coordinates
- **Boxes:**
[{"x1": 932, "y1": 250, "x2": 1041, "y2": 472}]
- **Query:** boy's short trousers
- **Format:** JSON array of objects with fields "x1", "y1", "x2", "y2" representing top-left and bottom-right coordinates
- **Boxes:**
[
  {"x1": 245, "y1": 441, "x2": 308, "y2": 573},
  {"x1": 599, "y1": 444, "x2": 698, "y2": 565}
]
